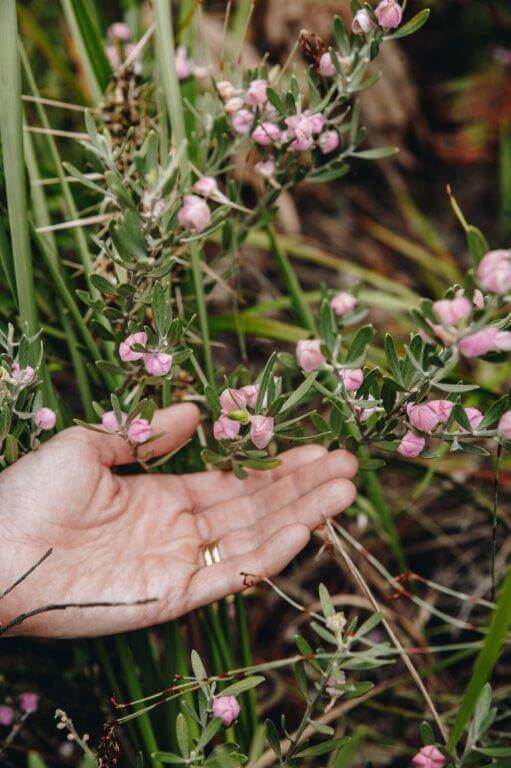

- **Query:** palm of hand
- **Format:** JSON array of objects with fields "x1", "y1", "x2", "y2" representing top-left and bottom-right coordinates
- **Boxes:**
[{"x1": 0, "y1": 404, "x2": 356, "y2": 638}]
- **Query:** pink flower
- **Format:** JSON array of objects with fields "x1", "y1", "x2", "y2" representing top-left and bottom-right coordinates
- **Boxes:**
[
  {"x1": 477, "y1": 249, "x2": 511, "y2": 294},
  {"x1": 296, "y1": 339, "x2": 326, "y2": 372},
  {"x1": 213, "y1": 415, "x2": 241, "y2": 440},
  {"x1": 472, "y1": 289, "x2": 485, "y2": 310},
  {"x1": 175, "y1": 45, "x2": 192, "y2": 80},
  {"x1": 250, "y1": 415, "x2": 274, "y2": 449},
  {"x1": 412, "y1": 745, "x2": 446, "y2": 768},
  {"x1": 285, "y1": 114, "x2": 316, "y2": 152},
  {"x1": 245, "y1": 79, "x2": 268, "y2": 107},
  {"x1": 465, "y1": 407, "x2": 483, "y2": 430},
  {"x1": 101, "y1": 410, "x2": 128, "y2": 432},
  {"x1": 178, "y1": 195, "x2": 211, "y2": 233},
  {"x1": 19, "y1": 692, "x2": 39, "y2": 714},
  {"x1": 0, "y1": 706, "x2": 14, "y2": 727},
  {"x1": 217, "y1": 80, "x2": 236, "y2": 100},
  {"x1": 255, "y1": 160, "x2": 276, "y2": 178},
  {"x1": 318, "y1": 130, "x2": 340, "y2": 154},
  {"x1": 127, "y1": 418, "x2": 153, "y2": 444},
  {"x1": 406, "y1": 403, "x2": 438, "y2": 432},
  {"x1": 143, "y1": 351, "x2": 173, "y2": 376},
  {"x1": 319, "y1": 52, "x2": 337, "y2": 77},
  {"x1": 340, "y1": 368, "x2": 364, "y2": 391},
  {"x1": 433, "y1": 296, "x2": 472, "y2": 325},
  {"x1": 119, "y1": 331, "x2": 148, "y2": 362},
  {"x1": 429, "y1": 400, "x2": 454, "y2": 424},
  {"x1": 220, "y1": 388, "x2": 248, "y2": 412},
  {"x1": 308, "y1": 113, "x2": 326, "y2": 135},
  {"x1": 34, "y1": 407, "x2": 56, "y2": 431},
  {"x1": 398, "y1": 431, "x2": 425, "y2": 458},
  {"x1": 331, "y1": 291, "x2": 357, "y2": 316},
  {"x1": 108, "y1": 22, "x2": 131, "y2": 42},
  {"x1": 11, "y1": 362, "x2": 35, "y2": 385},
  {"x1": 352, "y1": 9, "x2": 376, "y2": 34},
  {"x1": 225, "y1": 96, "x2": 245, "y2": 114},
  {"x1": 498, "y1": 411, "x2": 511, "y2": 439},
  {"x1": 212, "y1": 695, "x2": 240, "y2": 726},
  {"x1": 375, "y1": 0, "x2": 403, "y2": 29},
  {"x1": 231, "y1": 109, "x2": 254, "y2": 135},
  {"x1": 105, "y1": 46, "x2": 121, "y2": 70},
  {"x1": 240, "y1": 384, "x2": 259, "y2": 409},
  {"x1": 193, "y1": 176, "x2": 218, "y2": 198},
  {"x1": 458, "y1": 326, "x2": 511, "y2": 358},
  {"x1": 252, "y1": 122, "x2": 281, "y2": 146}
]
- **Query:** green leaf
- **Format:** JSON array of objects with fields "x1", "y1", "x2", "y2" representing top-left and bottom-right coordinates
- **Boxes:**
[
  {"x1": 453, "y1": 403, "x2": 472, "y2": 431},
  {"x1": 384, "y1": 334, "x2": 402, "y2": 384},
  {"x1": 152, "y1": 754, "x2": 188, "y2": 765},
  {"x1": 266, "y1": 87, "x2": 286, "y2": 116},
  {"x1": 479, "y1": 395, "x2": 510, "y2": 430},
  {"x1": 176, "y1": 713, "x2": 189, "y2": 758},
  {"x1": 466, "y1": 226, "x2": 489, "y2": 265},
  {"x1": 351, "y1": 147, "x2": 398, "y2": 160},
  {"x1": 219, "y1": 675, "x2": 265, "y2": 697},
  {"x1": 191, "y1": 650, "x2": 207, "y2": 681},
  {"x1": 434, "y1": 382, "x2": 479, "y2": 393},
  {"x1": 195, "y1": 718, "x2": 222, "y2": 752},
  {"x1": 389, "y1": 8, "x2": 430, "y2": 39},
  {"x1": 295, "y1": 736, "x2": 350, "y2": 758},
  {"x1": 477, "y1": 746, "x2": 511, "y2": 757},
  {"x1": 319, "y1": 583, "x2": 335, "y2": 619},
  {"x1": 346, "y1": 324, "x2": 374, "y2": 363},
  {"x1": 280, "y1": 371, "x2": 318, "y2": 413},
  {"x1": 265, "y1": 719, "x2": 282, "y2": 760},
  {"x1": 256, "y1": 352, "x2": 277, "y2": 412},
  {"x1": 419, "y1": 721, "x2": 435, "y2": 746},
  {"x1": 448, "y1": 567, "x2": 511, "y2": 751}
]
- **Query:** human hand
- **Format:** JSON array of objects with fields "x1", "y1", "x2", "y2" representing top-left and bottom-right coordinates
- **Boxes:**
[{"x1": 0, "y1": 404, "x2": 357, "y2": 638}]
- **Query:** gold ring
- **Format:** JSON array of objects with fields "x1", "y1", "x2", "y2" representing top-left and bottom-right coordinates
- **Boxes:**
[{"x1": 202, "y1": 542, "x2": 221, "y2": 566}]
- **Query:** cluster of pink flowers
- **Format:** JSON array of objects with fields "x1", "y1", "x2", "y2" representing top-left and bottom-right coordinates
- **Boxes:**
[
  {"x1": 119, "y1": 332, "x2": 173, "y2": 377},
  {"x1": 10, "y1": 361, "x2": 36, "y2": 386},
  {"x1": 178, "y1": 176, "x2": 223, "y2": 233},
  {"x1": 214, "y1": 386, "x2": 274, "y2": 449},
  {"x1": 352, "y1": 0, "x2": 403, "y2": 35},
  {"x1": 101, "y1": 410, "x2": 153, "y2": 444},
  {"x1": 174, "y1": 45, "x2": 208, "y2": 81},
  {"x1": 0, "y1": 693, "x2": 39, "y2": 727},
  {"x1": 105, "y1": 23, "x2": 141, "y2": 74},
  {"x1": 398, "y1": 400, "x2": 483, "y2": 458}
]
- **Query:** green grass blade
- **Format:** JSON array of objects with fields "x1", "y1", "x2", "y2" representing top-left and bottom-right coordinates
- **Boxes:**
[
  {"x1": 267, "y1": 226, "x2": 316, "y2": 334},
  {"x1": 500, "y1": 121, "x2": 511, "y2": 238},
  {"x1": 447, "y1": 566, "x2": 511, "y2": 752},
  {"x1": 59, "y1": 0, "x2": 107, "y2": 103},
  {"x1": 0, "y1": 0, "x2": 38, "y2": 334},
  {"x1": 0, "y1": 218, "x2": 17, "y2": 303}
]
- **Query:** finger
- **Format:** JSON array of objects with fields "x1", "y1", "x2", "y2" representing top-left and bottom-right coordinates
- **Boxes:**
[
  {"x1": 199, "y1": 449, "x2": 357, "y2": 539},
  {"x1": 217, "y1": 478, "x2": 356, "y2": 560},
  {"x1": 64, "y1": 403, "x2": 200, "y2": 467},
  {"x1": 181, "y1": 444, "x2": 328, "y2": 509},
  {"x1": 187, "y1": 523, "x2": 310, "y2": 608}
]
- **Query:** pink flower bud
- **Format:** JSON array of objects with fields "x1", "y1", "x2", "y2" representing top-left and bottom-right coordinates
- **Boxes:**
[
  {"x1": 458, "y1": 326, "x2": 511, "y2": 358},
  {"x1": 308, "y1": 113, "x2": 326, "y2": 135},
  {"x1": 319, "y1": 52, "x2": 337, "y2": 77},
  {"x1": 178, "y1": 195, "x2": 211, "y2": 233},
  {"x1": 498, "y1": 410, "x2": 511, "y2": 439},
  {"x1": 193, "y1": 176, "x2": 218, "y2": 198},
  {"x1": 340, "y1": 368, "x2": 364, "y2": 391},
  {"x1": 318, "y1": 130, "x2": 340, "y2": 155},
  {"x1": 375, "y1": 0, "x2": 403, "y2": 29},
  {"x1": 220, "y1": 388, "x2": 248, "y2": 412},
  {"x1": 465, "y1": 407, "x2": 483, "y2": 430},
  {"x1": 252, "y1": 122, "x2": 281, "y2": 146},
  {"x1": 398, "y1": 431, "x2": 425, "y2": 458},
  {"x1": 175, "y1": 45, "x2": 192, "y2": 80},
  {"x1": 101, "y1": 410, "x2": 128, "y2": 433},
  {"x1": 296, "y1": 339, "x2": 326, "y2": 372},
  {"x1": 231, "y1": 109, "x2": 254, "y2": 135},
  {"x1": 105, "y1": 46, "x2": 121, "y2": 70},
  {"x1": 19, "y1": 692, "x2": 39, "y2": 714},
  {"x1": 211, "y1": 695, "x2": 240, "y2": 727},
  {"x1": 285, "y1": 114, "x2": 316, "y2": 152},
  {"x1": 213, "y1": 415, "x2": 241, "y2": 440},
  {"x1": 127, "y1": 417, "x2": 152, "y2": 444},
  {"x1": 250, "y1": 415, "x2": 274, "y2": 449},
  {"x1": 406, "y1": 403, "x2": 438, "y2": 432},
  {"x1": 245, "y1": 79, "x2": 268, "y2": 107},
  {"x1": 433, "y1": 296, "x2": 472, "y2": 325},
  {"x1": 34, "y1": 407, "x2": 56, "y2": 431},
  {"x1": 472, "y1": 289, "x2": 484, "y2": 309},
  {"x1": 255, "y1": 160, "x2": 276, "y2": 178},
  {"x1": 119, "y1": 331, "x2": 148, "y2": 362},
  {"x1": 217, "y1": 80, "x2": 236, "y2": 100},
  {"x1": 476, "y1": 249, "x2": 511, "y2": 294},
  {"x1": 11, "y1": 362, "x2": 36, "y2": 385},
  {"x1": 0, "y1": 706, "x2": 14, "y2": 727},
  {"x1": 331, "y1": 291, "x2": 357, "y2": 316},
  {"x1": 143, "y1": 351, "x2": 173, "y2": 376},
  {"x1": 240, "y1": 384, "x2": 259, "y2": 409},
  {"x1": 412, "y1": 745, "x2": 446, "y2": 768},
  {"x1": 108, "y1": 22, "x2": 131, "y2": 42},
  {"x1": 225, "y1": 96, "x2": 245, "y2": 114},
  {"x1": 429, "y1": 400, "x2": 454, "y2": 424},
  {"x1": 352, "y1": 9, "x2": 377, "y2": 34}
]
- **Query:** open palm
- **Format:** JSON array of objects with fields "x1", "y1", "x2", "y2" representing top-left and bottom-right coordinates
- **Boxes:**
[{"x1": 0, "y1": 404, "x2": 357, "y2": 638}]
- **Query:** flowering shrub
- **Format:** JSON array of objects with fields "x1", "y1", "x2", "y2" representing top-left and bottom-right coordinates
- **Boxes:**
[{"x1": 2, "y1": 0, "x2": 511, "y2": 766}]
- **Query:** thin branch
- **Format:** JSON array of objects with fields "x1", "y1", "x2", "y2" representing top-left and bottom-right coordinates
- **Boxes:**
[{"x1": 0, "y1": 548, "x2": 53, "y2": 602}]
